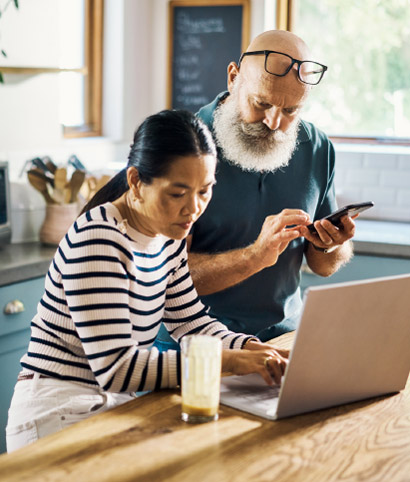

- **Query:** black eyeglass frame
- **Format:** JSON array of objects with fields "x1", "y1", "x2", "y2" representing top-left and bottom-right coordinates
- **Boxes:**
[{"x1": 238, "y1": 50, "x2": 328, "y2": 85}]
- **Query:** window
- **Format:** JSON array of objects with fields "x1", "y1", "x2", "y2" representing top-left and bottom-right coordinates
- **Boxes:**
[
  {"x1": 283, "y1": 0, "x2": 410, "y2": 144},
  {"x1": 60, "y1": 0, "x2": 103, "y2": 138}
]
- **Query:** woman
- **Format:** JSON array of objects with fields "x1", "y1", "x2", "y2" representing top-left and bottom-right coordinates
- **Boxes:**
[{"x1": 7, "y1": 110, "x2": 288, "y2": 452}]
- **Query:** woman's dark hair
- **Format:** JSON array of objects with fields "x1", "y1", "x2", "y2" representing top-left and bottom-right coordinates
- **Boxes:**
[{"x1": 80, "y1": 109, "x2": 217, "y2": 215}]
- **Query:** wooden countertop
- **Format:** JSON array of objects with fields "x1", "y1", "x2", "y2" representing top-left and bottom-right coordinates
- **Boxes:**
[{"x1": 1, "y1": 332, "x2": 410, "y2": 482}]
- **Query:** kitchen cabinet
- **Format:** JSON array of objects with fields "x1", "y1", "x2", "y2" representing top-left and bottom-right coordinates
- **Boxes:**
[
  {"x1": 301, "y1": 254, "x2": 410, "y2": 292},
  {"x1": 0, "y1": 276, "x2": 45, "y2": 454}
]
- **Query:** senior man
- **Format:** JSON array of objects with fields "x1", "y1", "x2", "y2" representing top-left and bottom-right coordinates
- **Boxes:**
[{"x1": 155, "y1": 30, "x2": 355, "y2": 349}]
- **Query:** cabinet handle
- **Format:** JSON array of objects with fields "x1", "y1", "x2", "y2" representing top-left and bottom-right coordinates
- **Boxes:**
[{"x1": 4, "y1": 299, "x2": 25, "y2": 315}]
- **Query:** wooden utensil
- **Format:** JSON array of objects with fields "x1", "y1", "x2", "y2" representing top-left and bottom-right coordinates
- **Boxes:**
[
  {"x1": 27, "y1": 171, "x2": 57, "y2": 205},
  {"x1": 85, "y1": 176, "x2": 98, "y2": 201},
  {"x1": 54, "y1": 167, "x2": 67, "y2": 190},
  {"x1": 64, "y1": 185, "x2": 72, "y2": 204},
  {"x1": 69, "y1": 169, "x2": 86, "y2": 203},
  {"x1": 27, "y1": 167, "x2": 54, "y2": 188},
  {"x1": 54, "y1": 167, "x2": 67, "y2": 204},
  {"x1": 43, "y1": 156, "x2": 57, "y2": 174}
]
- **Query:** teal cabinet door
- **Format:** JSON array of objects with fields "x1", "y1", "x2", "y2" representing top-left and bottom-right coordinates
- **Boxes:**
[{"x1": 0, "y1": 276, "x2": 45, "y2": 454}]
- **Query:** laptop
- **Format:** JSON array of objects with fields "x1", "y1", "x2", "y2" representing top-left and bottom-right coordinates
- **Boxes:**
[{"x1": 220, "y1": 273, "x2": 410, "y2": 420}]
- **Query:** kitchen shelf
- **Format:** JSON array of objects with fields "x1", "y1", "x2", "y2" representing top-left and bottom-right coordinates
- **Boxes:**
[{"x1": 0, "y1": 66, "x2": 87, "y2": 75}]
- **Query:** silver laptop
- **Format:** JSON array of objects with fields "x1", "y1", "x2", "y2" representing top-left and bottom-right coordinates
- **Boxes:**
[{"x1": 220, "y1": 273, "x2": 410, "y2": 420}]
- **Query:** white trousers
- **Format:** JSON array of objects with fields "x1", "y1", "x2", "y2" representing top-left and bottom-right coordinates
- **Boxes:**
[{"x1": 6, "y1": 373, "x2": 137, "y2": 453}]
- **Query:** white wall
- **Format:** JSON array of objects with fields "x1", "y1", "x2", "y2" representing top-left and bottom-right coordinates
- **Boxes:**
[
  {"x1": 1, "y1": 0, "x2": 409, "y2": 243},
  {"x1": 0, "y1": 0, "x2": 270, "y2": 179},
  {"x1": 0, "y1": 0, "x2": 131, "y2": 180}
]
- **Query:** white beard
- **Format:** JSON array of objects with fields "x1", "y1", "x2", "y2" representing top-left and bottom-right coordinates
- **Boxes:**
[{"x1": 213, "y1": 89, "x2": 300, "y2": 173}]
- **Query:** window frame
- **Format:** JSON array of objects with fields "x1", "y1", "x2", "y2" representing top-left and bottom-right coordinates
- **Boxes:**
[
  {"x1": 277, "y1": 0, "x2": 410, "y2": 146},
  {"x1": 63, "y1": 0, "x2": 104, "y2": 139}
]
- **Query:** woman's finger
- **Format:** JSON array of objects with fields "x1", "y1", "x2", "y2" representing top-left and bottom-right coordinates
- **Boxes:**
[{"x1": 265, "y1": 356, "x2": 284, "y2": 385}]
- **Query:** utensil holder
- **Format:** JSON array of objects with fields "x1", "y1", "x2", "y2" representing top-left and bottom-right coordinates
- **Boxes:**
[{"x1": 39, "y1": 203, "x2": 80, "y2": 246}]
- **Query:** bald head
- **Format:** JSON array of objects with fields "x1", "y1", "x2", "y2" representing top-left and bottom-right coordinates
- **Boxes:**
[
  {"x1": 228, "y1": 29, "x2": 311, "y2": 103},
  {"x1": 234, "y1": 30, "x2": 312, "y2": 91},
  {"x1": 247, "y1": 30, "x2": 311, "y2": 60}
]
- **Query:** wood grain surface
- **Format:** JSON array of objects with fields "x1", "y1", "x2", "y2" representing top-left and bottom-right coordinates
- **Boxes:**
[{"x1": 1, "y1": 332, "x2": 410, "y2": 482}]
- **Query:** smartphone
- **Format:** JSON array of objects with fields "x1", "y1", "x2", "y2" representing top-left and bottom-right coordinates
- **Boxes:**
[{"x1": 307, "y1": 201, "x2": 374, "y2": 234}]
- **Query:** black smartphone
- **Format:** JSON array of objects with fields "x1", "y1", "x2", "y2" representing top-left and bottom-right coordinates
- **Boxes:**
[{"x1": 307, "y1": 201, "x2": 374, "y2": 234}]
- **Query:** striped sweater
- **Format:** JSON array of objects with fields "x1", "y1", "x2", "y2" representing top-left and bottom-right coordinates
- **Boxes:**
[{"x1": 20, "y1": 203, "x2": 254, "y2": 393}]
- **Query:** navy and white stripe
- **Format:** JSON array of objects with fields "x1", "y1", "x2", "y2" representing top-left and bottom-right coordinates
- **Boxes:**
[{"x1": 20, "y1": 203, "x2": 254, "y2": 393}]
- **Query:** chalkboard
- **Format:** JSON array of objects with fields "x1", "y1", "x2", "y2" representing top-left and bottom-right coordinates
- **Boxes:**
[{"x1": 168, "y1": 0, "x2": 250, "y2": 112}]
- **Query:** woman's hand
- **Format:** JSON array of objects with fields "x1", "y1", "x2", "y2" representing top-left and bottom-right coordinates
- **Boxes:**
[{"x1": 222, "y1": 341, "x2": 289, "y2": 386}]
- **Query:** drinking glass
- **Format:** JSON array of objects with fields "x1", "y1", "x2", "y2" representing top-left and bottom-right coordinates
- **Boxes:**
[{"x1": 181, "y1": 335, "x2": 222, "y2": 423}]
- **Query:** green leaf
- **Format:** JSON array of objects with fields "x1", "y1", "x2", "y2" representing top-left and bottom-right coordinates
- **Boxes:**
[
  {"x1": 0, "y1": 72, "x2": 4, "y2": 84},
  {"x1": 1, "y1": 49, "x2": 7, "y2": 58},
  {"x1": 14, "y1": 0, "x2": 19, "y2": 9}
]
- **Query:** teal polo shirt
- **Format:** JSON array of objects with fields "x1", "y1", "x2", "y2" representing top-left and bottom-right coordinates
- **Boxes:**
[{"x1": 191, "y1": 92, "x2": 337, "y2": 341}]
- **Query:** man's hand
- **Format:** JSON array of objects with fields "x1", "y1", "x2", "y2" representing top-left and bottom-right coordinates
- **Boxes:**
[
  {"x1": 299, "y1": 214, "x2": 356, "y2": 277},
  {"x1": 249, "y1": 209, "x2": 310, "y2": 270},
  {"x1": 187, "y1": 209, "x2": 310, "y2": 296},
  {"x1": 299, "y1": 214, "x2": 356, "y2": 252}
]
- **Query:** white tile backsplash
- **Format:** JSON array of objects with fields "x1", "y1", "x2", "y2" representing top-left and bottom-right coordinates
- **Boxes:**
[
  {"x1": 10, "y1": 181, "x2": 46, "y2": 243},
  {"x1": 345, "y1": 169, "x2": 380, "y2": 185},
  {"x1": 363, "y1": 153, "x2": 398, "y2": 169},
  {"x1": 334, "y1": 144, "x2": 410, "y2": 223},
  {"x1": 334, "y1": 168, "x2": 346, "y2": 185},
  {"x1": 398, "y1": 155, "x2": 410, "y2": 170},
  {"x1": 6, "y1": 141, "x2": 410, "y2": 244},
  {"x1": 397, "y1": 190, "x2": 410, "y2": 208},
  {"x1": 336, "y1": 187, "x2": 362, "y2": 201},
  {"x1": 334, "y1": 151, "x2": 363, "y2": 169},
  {"x1": 362, "y1": 187, "x2": 396, "y2": 206},
  {"x1": 380, "y1": 171, "x2": 410, "y2": 189}
]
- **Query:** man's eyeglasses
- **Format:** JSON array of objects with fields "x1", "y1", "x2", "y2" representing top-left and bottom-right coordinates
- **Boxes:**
[{"x1": 238, "y1": 50, "x2": 328, "y2": 86}]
